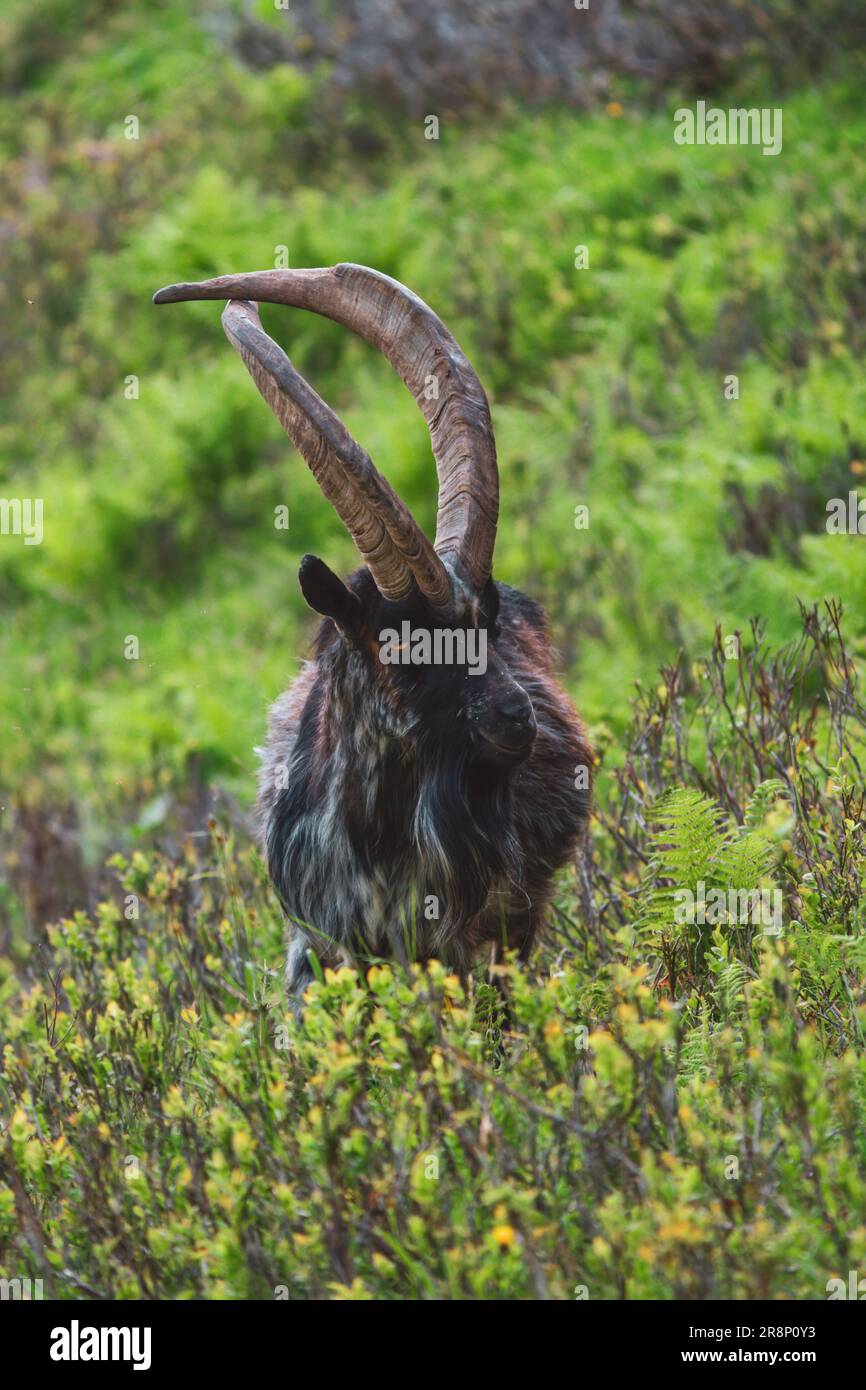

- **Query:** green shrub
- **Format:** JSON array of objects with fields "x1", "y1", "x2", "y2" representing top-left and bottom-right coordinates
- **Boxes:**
[{"x1": 2, "y1": 608, "x2": 865, "y2": 1299}]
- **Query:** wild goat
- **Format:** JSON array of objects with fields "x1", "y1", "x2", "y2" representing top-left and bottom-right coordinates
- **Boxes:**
[{"x1": 154, "y1": 264, "x2": 592, "y2": 1003}]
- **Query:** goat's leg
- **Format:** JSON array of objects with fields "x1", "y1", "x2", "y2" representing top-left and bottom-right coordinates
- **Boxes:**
[{"x1": 285, "y1": 931, "x2": 319, "y2": 1016}]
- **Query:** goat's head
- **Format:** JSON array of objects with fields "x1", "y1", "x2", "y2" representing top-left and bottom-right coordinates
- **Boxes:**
[{"x1": 153, "y1": 264, "x2": 536, "y2": 768}]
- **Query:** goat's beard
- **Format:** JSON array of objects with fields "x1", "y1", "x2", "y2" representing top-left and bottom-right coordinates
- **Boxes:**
[{"x1": 411, "y1": 736, "x2": 523, "y2": 949}]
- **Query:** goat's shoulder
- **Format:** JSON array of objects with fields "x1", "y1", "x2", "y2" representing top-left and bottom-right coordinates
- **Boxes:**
[
  {"x1": 494, "y1": 581, "x2": 555, "y2": 674},
  {"x1": 496, "y1": 580, "x2": 592, "y2": 769}
]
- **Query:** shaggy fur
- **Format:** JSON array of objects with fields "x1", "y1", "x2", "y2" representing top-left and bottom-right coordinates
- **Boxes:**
[{"x1": 258, "y1": 567, "x2": 592, "y2": 1004}]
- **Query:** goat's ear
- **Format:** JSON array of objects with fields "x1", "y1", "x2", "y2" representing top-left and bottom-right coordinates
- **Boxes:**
[
  {"x1": 299, "y1": 554, "x2": 364, "y2": 637},
  {"x1": 479, "y1": 576, "x2": 500, "y2": 627}
]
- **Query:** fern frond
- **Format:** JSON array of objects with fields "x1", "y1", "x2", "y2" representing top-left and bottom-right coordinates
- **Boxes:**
[
  {"x1": 650, "y1": 788, "x2": 726, "y2": 886},
  {"x1": 744, "y1": 778, "x2": 789, "y2": 831},
  {"x1": 718, "y1": 828, "x2": 773, "y2": 893}
]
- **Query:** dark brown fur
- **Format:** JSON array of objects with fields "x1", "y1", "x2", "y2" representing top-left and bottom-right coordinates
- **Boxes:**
[{"x1": 258, "y1": 567, "x2": 591, "y2": 1004}]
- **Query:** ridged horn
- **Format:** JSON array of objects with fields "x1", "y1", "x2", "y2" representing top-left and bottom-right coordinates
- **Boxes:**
[
  {"x1": 220, "y1": 299, "x2": 451, "y2": 609},
  {"x1": 153, "y1": 264, "x2": 499, "y2": 595}
]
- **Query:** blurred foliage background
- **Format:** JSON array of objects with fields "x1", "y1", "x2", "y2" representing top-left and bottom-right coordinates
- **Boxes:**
[
  {"x1": 3, "y1": 0, "x2": 866, "y2": 1303},
  {"x1": 1, "y1": 0, "x2": 865, "y2": 922}
]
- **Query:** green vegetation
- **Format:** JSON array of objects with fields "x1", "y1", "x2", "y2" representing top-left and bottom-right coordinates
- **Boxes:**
[
  {"x1": 3, "y1": 3, "x2": 865, "y2": 820},
  {"x1": 1, "y1": 2, "x2": 865, "y2": 1299},
  {"x1": 2, "y1": 606, "x2": 865, "y2": 1298}
]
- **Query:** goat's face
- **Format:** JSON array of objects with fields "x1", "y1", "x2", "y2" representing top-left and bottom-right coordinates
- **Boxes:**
[{"x1": 301, "y1": 555, "x2": 537, "y2": 770}]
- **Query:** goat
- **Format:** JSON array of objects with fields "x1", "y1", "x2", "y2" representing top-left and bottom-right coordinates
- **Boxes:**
[{"x1": 154, "y1": 264, "x2": 592, "y2": 1004}]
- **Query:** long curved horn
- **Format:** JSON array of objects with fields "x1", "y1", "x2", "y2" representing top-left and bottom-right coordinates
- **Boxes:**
[
  {"x1": 153, "y1": 264, "x2": 499, "y2": 594},
  {"x1": 220, "y1": 299, "x2": 450, "y2": 609}
]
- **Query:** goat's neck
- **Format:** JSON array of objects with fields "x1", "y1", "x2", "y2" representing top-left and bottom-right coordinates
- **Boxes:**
[{"x1": 318, "y1": 645, "x2": 418, "y2": 825}]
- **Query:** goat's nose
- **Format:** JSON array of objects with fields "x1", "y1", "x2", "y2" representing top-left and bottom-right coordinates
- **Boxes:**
[{"x1": 497, "y1": 689, "x2": 533, "y2": 726}]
